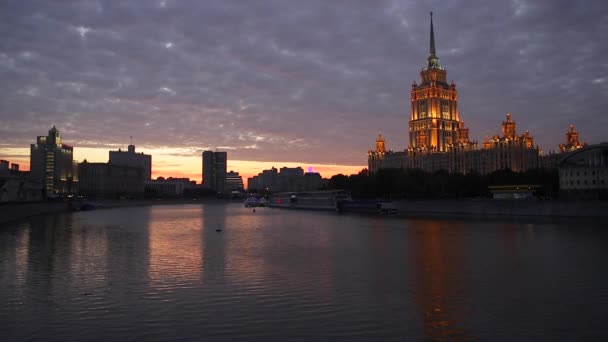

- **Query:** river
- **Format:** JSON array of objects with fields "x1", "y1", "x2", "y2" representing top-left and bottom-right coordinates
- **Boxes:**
[{"x1": 1, "y1": 203, "x2": 607, "y2": 341}]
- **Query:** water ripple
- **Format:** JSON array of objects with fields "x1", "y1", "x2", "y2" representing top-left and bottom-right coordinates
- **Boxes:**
[{"x1": 1, "y1": 204, "x2": 607, "y2": 341}]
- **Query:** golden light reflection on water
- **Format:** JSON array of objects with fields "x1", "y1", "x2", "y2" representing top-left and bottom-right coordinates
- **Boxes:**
[
  {"x1": 408, "y1": 219, "x2": 471, "y2": 341},
  {"x1": 217, "y1": 207, "x2": 335, "y2": 298},
  {"x1": 147, "y1": 206, "x2": 204, "y2": 287}
]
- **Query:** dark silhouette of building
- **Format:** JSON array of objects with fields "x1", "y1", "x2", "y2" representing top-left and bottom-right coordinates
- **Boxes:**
[
  {"x1": 0, "y1": 160, "x2": 43, "y2": 202},
  {"x1": 78, "y1": 161, "x2": 144, "y2": 199},
  {"x1": 109, "y1": 143, "x2": 152, "y2": 180},
  {"x1": 202, "y1": 150, "x2": 227, "y2": 193},
  {"x1": 247, "y1": 166, "x2": 325, "y2": 192},
  {"x1": 225, "y1": 171, "x2": 244, "y2": 191},
  {"x1": 145, "y1": 177, "x2": 196, "y2": 197}
]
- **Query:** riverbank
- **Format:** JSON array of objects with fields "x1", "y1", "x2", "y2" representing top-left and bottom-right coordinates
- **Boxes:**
[
  {"x1": 2, "y1": 198, "x2": 608, "y2": 225},
  {"x1": 393, "y1": 199, "x2": 608, "y2": 220}
]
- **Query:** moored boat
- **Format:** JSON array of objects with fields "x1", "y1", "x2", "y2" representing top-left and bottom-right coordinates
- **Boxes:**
[
  {"x1": 338, "y1": 199, "x2": 397, "y2": 214},
  {"x1": 337, "y1": 199, "x2": 397, "y2": 214},
  {"x1": 244, "y1": 196, "x2": 266, "y2": 207},
  {"x1": 268, "y1": 190, "x2": 397, "y2": 215},
  {"x1": 268, "y1": 190, "x2": 350, "y2": 211}
]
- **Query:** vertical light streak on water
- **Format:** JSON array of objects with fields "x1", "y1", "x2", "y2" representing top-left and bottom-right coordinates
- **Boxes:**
[
  {"x1": 406, "y1": 219, "x2": 470, "y2": 341},
  {"x1": 147, "y1": 205, "x2": 204, "y2": 290}
]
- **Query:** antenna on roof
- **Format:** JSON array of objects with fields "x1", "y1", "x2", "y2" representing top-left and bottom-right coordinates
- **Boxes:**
[{"x1": 130, "y1": 136, "x2": 133, "y2": 145}]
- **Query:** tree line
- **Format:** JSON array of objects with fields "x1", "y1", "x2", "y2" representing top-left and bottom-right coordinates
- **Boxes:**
[{"x1": 325, "y1": 168, "x2": 559, "y2": 199}]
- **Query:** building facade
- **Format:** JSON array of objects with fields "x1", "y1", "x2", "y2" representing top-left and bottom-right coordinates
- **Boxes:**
[
  {"x1": 248, "y1": 167, "x2": 278, "y2": 192},
  {"x1": 226, "y1": 171, "x2": 244, "y2": 191},
  {"x1": 558, "y1": 143, "x2": 608, "y2": 199},
  {"x1": 368, "y1": 134, "x2": 407, "y2": 172},
  {"x1": 559, "y1": 124, "x2": 585, "y2": 153},
  {"x1": 0, "y1": 160, "x2": 43, "y2": 202},
  {"x1": 202, "y1": 151, "x2": 227, "y2": 193},
  {"x1": 369, "y1": 113, "x2": 540, "y2": 174},
  {"x1": 247, "y1": 167, "x2": 326, "y2": 192},
  {"x1": 540, "y1": 124, "x2": 587, "y2": 170},
  {"x1": 145, "y1": 177, "x2": 196, "y2": 197},
  {"x1": 477, "y1": 113, "x2": 539, "y2": 173},
  {"x1": 30, "y1": 126, "x2": 77, "y2": 196},
  {"x1": 368, "y1": 14, "x2": 541, "y2": 176},
  {"x1": 78, "y1": 161, "x2": 144, "y2": 199},
  {"x1": 109, "y1": 144, "x2": 152, "y2": 180},
  {"x1": 409, "y1": 12, "x2": 474, "y2": 153}
]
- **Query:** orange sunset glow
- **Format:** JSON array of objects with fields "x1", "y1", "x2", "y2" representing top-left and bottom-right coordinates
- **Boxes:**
[{"x1": 3, "y1": 146, "x2": 365, "y2": 188}]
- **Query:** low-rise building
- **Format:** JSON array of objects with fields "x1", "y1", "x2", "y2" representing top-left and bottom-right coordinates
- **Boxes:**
[
  {"x1": 558, "y1": 143, "x2": 608, "y2": 199},
  {"x1": 247, "y1": 167, "x2": 325, "y2": 192},
  {"x1": 109, "y1": 144, "x2": 152, "y2": 180},
  {"x1": 0, "y1": 160, "x2": 43, "y2": 202},
  {"x1": 145, "y1": 177, "x2": 196, "y2": 197},
  {"x1": 78, "y1": 161, "x2": 144, "y2": 199},
  {"x1": 225, "y1": 171, "x2": 244, "y2": 191}
]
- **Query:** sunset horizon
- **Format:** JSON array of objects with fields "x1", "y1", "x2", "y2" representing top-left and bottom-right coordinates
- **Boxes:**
[{"x1": 1, "y1": 1, "x2": 606, "y2": 188}]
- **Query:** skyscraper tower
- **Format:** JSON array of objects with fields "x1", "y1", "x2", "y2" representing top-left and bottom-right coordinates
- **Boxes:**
[
  {"x1": 409, "y1": 12, "x2": 471, "y2": 153},
  {"x1": 202, "y1": 150, "x2": 227, "y2": 194},
  {"x1": 30, "y1": 126, "x2": 76, "y2": 195}
]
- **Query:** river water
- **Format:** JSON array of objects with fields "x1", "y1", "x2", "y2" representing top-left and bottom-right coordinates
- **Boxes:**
[{"x1": 1, "y1": 203, "x2": 607, "y2": 341}]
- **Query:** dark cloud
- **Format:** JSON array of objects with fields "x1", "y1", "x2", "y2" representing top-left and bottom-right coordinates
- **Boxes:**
[{"x1": 1, "y1": 0, "x2": 607, "y2": 165}]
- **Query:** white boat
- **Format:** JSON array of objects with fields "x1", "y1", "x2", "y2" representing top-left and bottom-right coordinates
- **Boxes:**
[{"x1": 244, "y1": 196, "x2": 266, "y2": 207}]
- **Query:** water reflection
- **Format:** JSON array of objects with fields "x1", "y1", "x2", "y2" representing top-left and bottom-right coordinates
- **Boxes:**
[
  {"x1": 1, "y1": 204, "x2": 607, "y2": 341},
  {"x1": 147, "y1": 205, "x2": 203, "y2": 288},
  {"x1": 407, "y1": 219, "x2": 470, "y2": 341},
  {"x1": 218, "y1": 206, "x2": 336, "y2": 298},
  {"x1": 0, "y1": 221, "x2": 30, "y2": 304},
  {"x1": 201, "y1": 203, "x2": 226, "y2": 284}
]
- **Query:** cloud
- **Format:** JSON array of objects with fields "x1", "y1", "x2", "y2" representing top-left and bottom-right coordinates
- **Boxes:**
[{"x1": 1, "y1": 0, "x2": 607, "y2": 168}]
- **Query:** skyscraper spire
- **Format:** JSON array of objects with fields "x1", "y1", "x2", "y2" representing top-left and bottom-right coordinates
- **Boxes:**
[
  {"x1": 430, "y1": 11, "x2": 436, "y2": 56},
  {"x1": 426, "y1": 11, "x2": 441, "y2": 70}
]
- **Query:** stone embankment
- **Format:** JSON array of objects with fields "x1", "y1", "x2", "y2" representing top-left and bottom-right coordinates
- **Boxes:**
[
  {"x1": 393, "y1": 199, "x2": 608, "y2": 219},
  {"x1": 0, "y1": 201, "x2": 70, "y2": 225},
  {"x1": 2, "y1": 198, "x2": 607, "y2": 225}
]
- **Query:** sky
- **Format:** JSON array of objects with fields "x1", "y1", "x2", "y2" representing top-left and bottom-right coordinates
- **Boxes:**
[{"x1": 1, "y1": 0, "x2": 607, "y2": 184}]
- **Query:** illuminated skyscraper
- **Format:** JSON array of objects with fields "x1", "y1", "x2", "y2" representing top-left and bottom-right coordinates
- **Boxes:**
[
  {"x1": 368, "y1": 12, "x2": 544, "y2": 175},
  {"x1": 30, "y1": 126, "x2": 77, "y2": 195},
  {"x1": 409, "y1": 12, "x2": 472, "y2": 153}
]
